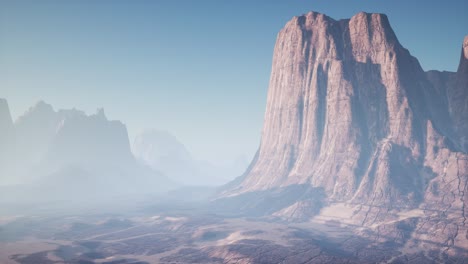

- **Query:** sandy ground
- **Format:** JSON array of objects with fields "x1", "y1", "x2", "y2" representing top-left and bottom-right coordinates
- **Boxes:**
[
  {"x1": 0, "y1": 205, "x2": 447, "y2": 263},
  {"x1": 0, "y1": 238, "x2": 61, "y2": 264}
]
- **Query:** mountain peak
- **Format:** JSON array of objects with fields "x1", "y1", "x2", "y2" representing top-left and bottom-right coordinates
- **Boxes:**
[
  {"x1": 352, "y1": 11, "x2": 388, "y2": 20},
  {"x1": 96, "y1": 108, "x2": 106, "y2": 119},
  {"x1": 287, "y1": 11, "x2": 334, "y2": 31},
  {"x1": 349, "y1": 11, "x2": 392, "y2": 34},
  {"x1": 302, "y1": 11, "x2": 332, "y2": 22},
  {"x1": 33, "y1": 100, "x2": 54, "y2": 112},
  {"x1": 16, "y1": 100, "x2": 56, "y2": 127},
  {"x1": 348, "y1": 11, "x2": 399, "y2": 59}
]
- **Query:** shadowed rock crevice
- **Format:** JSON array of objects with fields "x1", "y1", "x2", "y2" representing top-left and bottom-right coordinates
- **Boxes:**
[{"x1": 213, "y1": 184, "x2": 325, "y2": 220}]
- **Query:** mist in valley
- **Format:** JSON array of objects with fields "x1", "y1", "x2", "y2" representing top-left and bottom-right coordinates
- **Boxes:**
[{"x1": 1, "y1": 1, "x2": 468, "y2": 263}]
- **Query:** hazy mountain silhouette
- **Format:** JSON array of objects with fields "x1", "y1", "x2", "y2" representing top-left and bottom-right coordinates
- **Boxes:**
[
  {"x1": 133, "y1": 130, "x2": 247, "y2": 186},
  {"x1": 0, "y1": 100, "x2": 176, "y2": 202}
]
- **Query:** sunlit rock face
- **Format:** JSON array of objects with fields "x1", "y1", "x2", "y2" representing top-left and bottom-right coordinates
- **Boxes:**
[{"x1": 221, "y1": 11, "x2": 468, "y2": 235}]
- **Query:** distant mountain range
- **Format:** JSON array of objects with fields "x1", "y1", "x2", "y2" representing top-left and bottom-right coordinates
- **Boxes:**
[
  {"x1": 133, "y1": 130, "x2": 247, "y2": 186},
  {"x1": 0, "y1": 100, "x2": 176, "y2": 202},
  {"x1": 0, "y1": 98, "x2": 247, "y2": 202}
]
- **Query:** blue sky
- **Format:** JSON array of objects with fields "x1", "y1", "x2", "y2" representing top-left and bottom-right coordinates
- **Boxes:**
[{"x1": 1, "y1": 0, "x2": 467, "y2": 164}]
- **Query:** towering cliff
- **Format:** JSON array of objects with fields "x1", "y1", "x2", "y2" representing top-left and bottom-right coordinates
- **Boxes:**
[{"x1": 221, "y1": 12, "x2": 468, "y2": 218}]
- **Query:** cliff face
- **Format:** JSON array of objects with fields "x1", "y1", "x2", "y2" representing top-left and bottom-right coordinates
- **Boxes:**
[{"x1": 221, "y1": 12, "x2": 468, "y2": 215}]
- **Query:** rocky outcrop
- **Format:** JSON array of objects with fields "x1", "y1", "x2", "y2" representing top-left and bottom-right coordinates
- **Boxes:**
[{"x1": 220, "y1": 11, "x2": 468, "y2": 228}]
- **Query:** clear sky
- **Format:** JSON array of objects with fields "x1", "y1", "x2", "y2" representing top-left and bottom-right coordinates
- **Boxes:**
[{"x1": 1, "y1": 0, "x2": 467, "y2": 165}]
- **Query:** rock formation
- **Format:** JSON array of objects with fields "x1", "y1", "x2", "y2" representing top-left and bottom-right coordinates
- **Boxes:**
[
  {"x1": 220, "y1": 11, "x2": 468, "y2": 241},
  {"x1": 216, "y1": 10, "x2": 468, "y2": 259}
]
